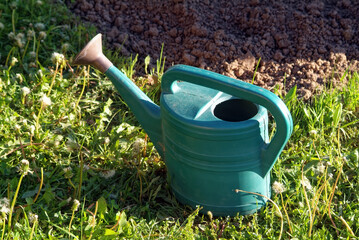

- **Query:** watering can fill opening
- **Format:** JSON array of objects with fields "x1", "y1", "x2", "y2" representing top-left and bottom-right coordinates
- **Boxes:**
[{"x1": 213, "y1": 98, "x2": 258, "y2": 122}]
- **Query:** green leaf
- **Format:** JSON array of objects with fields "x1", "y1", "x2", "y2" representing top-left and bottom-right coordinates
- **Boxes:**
[
  {"x1": 104, "y1": 228, "x2": 118, "y2": 236},
  {"x1": 284, "y1": 85, "x2": 297, "y2": 105},
  {"x1": 303, "y1": 107, "x2": 312, "y2": 122},
  {"x1": 58, "y1": 197, "x2": 71, "y2": 208},
  {"x1": 116, "y1": 123, "x2": 137, "y2": 135},
  {"x1": 145, "y1": 55, "x2": 151, "y2": 66},
  {"x1": 117, "y1": 211, "x2": 128, "y2": 234},
  {"x1": 43, "y1": 187, "x2": 55, "y2": 204},
  {"x1": 21, "y1": 189, "x2": 38, "y2": 199},
  {"x1": 103, "y1": 98, "x2": 113, "y2": 116},
  {"x1": 333, "y1": 103, "x2": 343, "y2": 128},
  {"x1": 97, "y1": 196, "x2": 107, "y2": 219},
  {"x1": 144, "y1": 55, "x2": 151, "y2": 74}
]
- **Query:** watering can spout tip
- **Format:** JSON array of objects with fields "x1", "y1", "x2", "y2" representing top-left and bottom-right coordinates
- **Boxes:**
[{"x1": 72, "y1": 33, "x2": 112, "y2": 73}]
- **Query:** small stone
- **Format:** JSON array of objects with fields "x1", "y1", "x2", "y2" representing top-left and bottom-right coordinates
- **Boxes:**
[
  {"x1": 240, "y1": 52, "x2": 256, "y2": 70},
  {"x1": 120, "y1": 47, "x2": 130, "y2": 56},
  {"x1": 318, "y1": 46, "x2": 326, "y2": 54},
  {"x1": 175, "y1": 37, "x2": 181, "y2": 44},
  {"x1": 131, "y1": 24, "x2": 144, "y2": 33},
  {"x1": 342, "y1": 0, "x2": 350, "y2": 8},
  {"x1": 274, "y1": 50, "x2": 284, "y2": 61},
  {"x1": 138, "y1": 40, "x2": 147, "y2": 47},
  {"x1": 343, "y1": 29, "x2": 353, "y2": 41},
  {"x1": 169, "y1": 28, "x2": 177, "y2": 37},
  {"x1": 277, "y1": 39, "x2": 290, "y2": 49},
  {"x1": 107, "y1": 27, "x2": 119, "y2": 40},
  {"x1": 191, "y1": 49, "x2": 203, "y2": 57},
  {"x1": 148, "y1": 27, "x2": 159, "y2": 37},
  {"x1": 234, "y1": 68, "x2": 245, "y2": 78},
  {"x1": 114, "y1": 17, "x2": 123, "y2": 27},
  {"x1": 250, "y1": 0, "x2": 260, "y2": 6},
  {"x1": 218, "y1": 50, "x2": 225, "y2": 58},
  {"x1": 183, "y1": 53, "x2": 196, "y2": 65}
]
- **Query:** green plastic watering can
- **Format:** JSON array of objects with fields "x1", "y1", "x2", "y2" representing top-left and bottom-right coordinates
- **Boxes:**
[{"x1": 73, "y1": 34, "x2": 293, "y2": 216}]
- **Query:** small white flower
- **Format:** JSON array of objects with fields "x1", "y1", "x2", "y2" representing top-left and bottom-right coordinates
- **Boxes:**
[
  {"x1": 8, "y1": 32, "x2": 15, "y2": 40},
  {"x1": 40, "y1": 95, "x2": 51, "y2": 107},
  {"x1": 29, "y1": 51, "x2": 36, "y2": 59},
  {"x1": 16, "y1": 73, "x2": 23, "y2": 81},
  {"x1": 16, "y1": 33, "x2": 25, "y2": 40},
  {"x1": 14, "y1": 33, "x2": 25, "y2": 48},
  {"x1": 15, "y1": 38, "x2": 25, "y2": 48},
  {"x1": 38, "y1": 31, "x2": 46, "y2": 40},
  {"x1": 100, "y1": 170, "x2": 116, "y2": 179},
  {"x1": 61, "y1": 43, "x2": 70, "y2": 52},
  {"x1": 0, "y1": 198, "x2": 10, "y2": 215},
  {"x1": 301, "y1": 176, "x2": 312, "y2": 190},
  {"x1": 29, "y1": 62, "x2": 37, "y2": 68},
  {"x1": 10, "y1": 57, "x2": 18, "y2": 67},
  {"x1": 309, "y1": 129, "x2": 317, "y2": 136},
  {"x1": 104, "y1": 137, "x2": 110, "y2": 145},
  {"x1": 272, "y1": 181, "x2": 286, "y2": 194},
  {"x1": 36, "y1": 0, "x2": 43, "y2": 5},
  {"x1": 35, "y1": 23, "x2": 45, "y2": 31},
  {"x1": 28, "y1": 212, "x2": 38, "y2": 224},
  {"x1": 9, "y1": 1, "x2": 17, "y2": 9},
  {"x1": 71, "y1": 199, "x2": 80, "y2": 212},
  {"x1": 29, "y1": 125, "x2": 35, "y2": 135},
  {"x1": 315, "y1": 162, "x2": 326, "y2": 175},
  {"x1": 14, "y1": 124, "x2": 21, "y2": 132},
  {"x1": 63, "y1": 167, "x2": 73, "y2": 179},
  {"x1": 21, "y1": 159, "x2": 29, "y2": 165},
  {"x1": 0, "y1": 22, "x2": 4, "y2": 30},
  {"x1": 51, "y1": 52, "x2": 65, "y2": 65},
  {"x1": 37, "y1": 69, "x2": 43, "y2": 77},
  {"x1": 132, "y1": 138, "x2": 146, "y2": 155},
  {"x1": 18, "y1": 159, "x2": 33, "y2": 176},
  {"x1": 27, "y1": 30, "x2": 35, "y2": 40}
]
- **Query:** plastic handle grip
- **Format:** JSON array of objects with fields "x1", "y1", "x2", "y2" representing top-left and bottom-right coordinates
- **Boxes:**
[{"x1": 162, "y1": 65, "x2": 293, "y2": 177}]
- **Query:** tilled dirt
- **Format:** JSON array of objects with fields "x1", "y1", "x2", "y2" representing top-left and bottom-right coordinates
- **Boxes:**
[{"x1": 67, "y1": 0, "x2": 359, "y2": 98}]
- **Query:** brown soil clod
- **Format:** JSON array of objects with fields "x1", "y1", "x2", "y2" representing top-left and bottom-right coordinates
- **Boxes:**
[{"x1": 67, "y1": 0, "x2": 359, "y2": 99}]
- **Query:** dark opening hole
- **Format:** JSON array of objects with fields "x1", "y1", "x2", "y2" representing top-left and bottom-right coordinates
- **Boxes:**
[{"x1": 213, "y1": 99, "x2": 258, "y2": 122}]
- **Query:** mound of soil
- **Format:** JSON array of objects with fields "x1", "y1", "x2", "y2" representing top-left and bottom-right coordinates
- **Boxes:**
[{"x1": 67, "y1": 0, "x2": 359, "y2": 98}]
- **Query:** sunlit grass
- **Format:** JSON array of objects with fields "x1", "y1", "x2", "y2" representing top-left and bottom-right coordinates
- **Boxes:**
[{"x1": 0, "y1": 0, "x2": 358, "y2": 239}]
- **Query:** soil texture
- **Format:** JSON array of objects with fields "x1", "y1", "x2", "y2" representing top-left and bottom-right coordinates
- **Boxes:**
[{"x1": 67, "y1": 0, "x2": 359, "y2": 98}]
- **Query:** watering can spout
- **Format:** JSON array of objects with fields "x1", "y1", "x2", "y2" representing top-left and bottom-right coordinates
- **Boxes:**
[
  {"x1": 72, "y1": 34, "x2": 112, "y2": 73},
  {"x1": 73, "y1": 34, "x2": 163, "y2": 156}
]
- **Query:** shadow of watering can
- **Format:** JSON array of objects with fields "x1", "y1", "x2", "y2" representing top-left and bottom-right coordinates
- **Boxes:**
[{"x1": 73, "y1": 34, "x2": 293, "y2": 216}]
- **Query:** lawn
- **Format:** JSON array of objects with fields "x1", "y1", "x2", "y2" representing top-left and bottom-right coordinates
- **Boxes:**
[{"x1": 0, "y1": 0, "x2": 358, "y2": 239}]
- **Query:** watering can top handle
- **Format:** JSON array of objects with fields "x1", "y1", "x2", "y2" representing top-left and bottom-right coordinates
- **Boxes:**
[{"x1": 162, "y1": 65, "x2": 293, "y2": 176}]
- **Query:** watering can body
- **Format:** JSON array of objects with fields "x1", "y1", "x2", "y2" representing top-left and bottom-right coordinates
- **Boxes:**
[
  {"x1": 73, "y1": 34, "x2": 293, "y2": 216},
  {"x1": 161, "y1": 83, "x2": 270, "y2": 216}
]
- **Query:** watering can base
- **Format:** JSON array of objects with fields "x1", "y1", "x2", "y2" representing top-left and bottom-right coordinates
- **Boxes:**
[{"x1": 172, "y1": 188, "x2": 268, "y2": 217}]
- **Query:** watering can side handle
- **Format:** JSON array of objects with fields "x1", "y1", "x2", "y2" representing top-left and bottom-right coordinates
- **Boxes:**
[{"x1": 162, "y1": 65, "x2": 293, "y2": 177}]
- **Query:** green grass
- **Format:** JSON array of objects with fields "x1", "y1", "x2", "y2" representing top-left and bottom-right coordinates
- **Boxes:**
[{"x1": 0, "y1": 0, "x2": 359, "y2": 239}]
